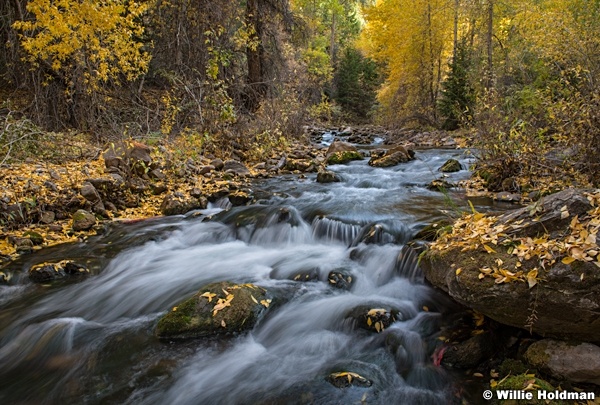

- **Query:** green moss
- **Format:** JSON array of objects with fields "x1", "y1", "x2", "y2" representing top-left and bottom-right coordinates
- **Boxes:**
[
  {"x1": 493, "y1": 374, "x2": 562, "y2": 405},
  {"x1": 327, "y1": 151, "x2": 363, "y2": 165},
  {"x1": 155, "y1": 281, "x2": 268, "y2": 340},
  {"x1": 498, "y1": 359, "x2": 534, "y2": 376}
]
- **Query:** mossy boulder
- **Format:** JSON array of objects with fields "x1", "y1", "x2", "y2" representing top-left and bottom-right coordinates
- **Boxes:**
[
  {"x1": 421, "y1": 189, "x2": 600, "y2": 342},
  {"x1": 524, "y1": 339, "x2": 600, "y2": 385},
  {"x1": 438, "y1": 158, "x2": 462, "y2": 173},
  {"x1": 155, "y1": 281, "x2": 269, "y2": 340},
  {"x1": 325, "y1": 140, "x2": 363, "y2": 165},
  {"x1": 492, "y1": 374, "x2": 559, "y2": 405},
  {"x1": 326, "y1": 151, "x2": 363, "y2": 165}
]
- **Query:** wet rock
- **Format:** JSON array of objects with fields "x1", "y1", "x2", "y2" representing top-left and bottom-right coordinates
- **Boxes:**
[
  {"x1": 421, "y1": 189, "x2": 600, "y2": 342},
  {"x1": 71, "y1": 209, "x2": 96, "y2": 231},
  {"x1": 328, "y1": 270, "x2": 354, "y2": 290},
  {"x1": 228, "y1": 191, "x2": 252, "y2": 206},
  {"x1": 160, "y1": 193, "x2": 207, "y2": 216},
  {"x1": 525, "y1": 339, "x2": 600, "y2": 385},
  {"x1": 155, "y1": 281, "x2": 269, "y2": 339},
  {"x1": 368, "y1": 145, "x2": 415, "y2": 168},
  {"x1": 326, "y1": 371, "x2": 372, "y2": 388},
  {"x1": 207, "y1": 188, "x2": 230, "y2": 202},
  {"x1": 427, "y1": 179, "x2": 454, "y2": 191},
  {"x1": 223, "y1": 160, "x2": 251, "y2": 177},
  {"x1": 28, "y1": 260, "x2": 89, "y2": 283},
  {"x1": 347, "y1": 306, "x2": 400, "y2": 333},
  {"x1": 316, "y1": 170, "x2": 341, "y2": 183},
  {"x1": 438, "y1": 159, "x2": 462, "y2": 173},
  {"x1": 441, "y1": 332, "x2": 498, "y2": 369}
]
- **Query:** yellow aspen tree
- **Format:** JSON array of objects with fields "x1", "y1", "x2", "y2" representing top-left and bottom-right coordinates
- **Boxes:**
[
  {"x1": 360, "y1": 0, "x2": 453, "y2": 124},
  {"x1": 14, "y1": 0, "x2": 151, "y2": 96}
]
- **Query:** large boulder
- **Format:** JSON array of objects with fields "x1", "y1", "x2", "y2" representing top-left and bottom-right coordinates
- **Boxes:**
[
  {"x1": 325, "y1": 141, "x2": 363, "y2": 165},
  {"x1": 421, "y1": 189, "x2": 600, "y2": 342},
  {"x1": 368, "y1": 145, "x2": 415, "y2": 167},
  {"x1": 525, "y1": 339, "x2": 600, "y2": 385},
  {"x1": 155, "y1": 281, "x2": 269, "y2": 339}
]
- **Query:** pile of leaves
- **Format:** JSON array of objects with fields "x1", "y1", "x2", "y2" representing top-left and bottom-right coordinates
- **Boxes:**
[{"x1": 430, "y1": 192, "x2": 600, "y2": 286}]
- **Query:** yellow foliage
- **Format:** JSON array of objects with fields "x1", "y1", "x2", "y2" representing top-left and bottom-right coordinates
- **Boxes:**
[
  {"x1": 431, "y1": 191, "x2": 600, "y2": 284},
  {"x1": 14, "y1": 0, "x2": 150, "y2": 92}
]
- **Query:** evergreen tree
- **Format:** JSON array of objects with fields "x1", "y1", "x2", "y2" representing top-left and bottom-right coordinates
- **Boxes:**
[
  {"x1": 335, "y1": 47, "x2": 380, "y2": 120},
  {"x1": 438, "y1": 40, "x2": 475, "y2": 130}
]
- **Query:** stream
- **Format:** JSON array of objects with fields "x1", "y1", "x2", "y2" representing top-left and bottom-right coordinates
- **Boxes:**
[{"x1": 0, "y1": 142, "x2": 508, "y2": 404}]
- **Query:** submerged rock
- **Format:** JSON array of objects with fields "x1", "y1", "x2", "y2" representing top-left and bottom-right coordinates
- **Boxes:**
[
  {"x1": 525, "y1": 339, "x2": 600, "y2": 385},
  {"x1": 155, "y1": 281, "x2": 269, "y2": 340}
]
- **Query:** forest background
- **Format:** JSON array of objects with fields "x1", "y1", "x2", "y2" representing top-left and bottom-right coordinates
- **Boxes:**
[{"x1": 0, "y1": 0, "x2": 599, "y2": 191}]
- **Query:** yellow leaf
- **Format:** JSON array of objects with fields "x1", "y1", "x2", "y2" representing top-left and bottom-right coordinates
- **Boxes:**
[
  {"x1": 251, "y1": 295, "x2": 258, "y2": 304},
  {"x1": 455, "y1": 268, "x2": 462, "y2": 276},
  {"x1": 201, "y1": 292, "x2": 217, "y2": 302},
  {"x1": 367, "y1": 317, "x2": 372, "y2": 326},
  {"x1": 375, "y1": 322, "x2": 382, "y2": 333},
  {"x1": 221, "y1": 320, "x2": 226, "y2": 327},
  {"x1": 562, "y1": 256, "x2": 576, "y2": 264},
  {"x1": 483, "y1": 244, "x2": 496, "y2": 254},
  {"x1": 260, "y1": 299, "x2": 271, "y2": 308},
  {"x1": 172, "y1": 306, "x2": 178, "y2": 312}
]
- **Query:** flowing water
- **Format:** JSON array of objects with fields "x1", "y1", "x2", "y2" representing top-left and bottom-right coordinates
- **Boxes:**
[{"x1": 0, "y1": 143, "x2": 507, "y2": 404}]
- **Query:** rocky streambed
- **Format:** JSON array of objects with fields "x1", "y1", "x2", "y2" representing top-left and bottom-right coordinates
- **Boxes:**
[{"x1": 2, "y1": 128, "x2": 598, "y2": 404}]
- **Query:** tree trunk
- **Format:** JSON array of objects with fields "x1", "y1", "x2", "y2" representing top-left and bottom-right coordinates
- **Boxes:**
[
  {"x1": 246, "y1": 0, "x2": 265, "y2": 109},
  {"x1": 486, "y1": 0, "x2": 493, "y2": 90}
]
